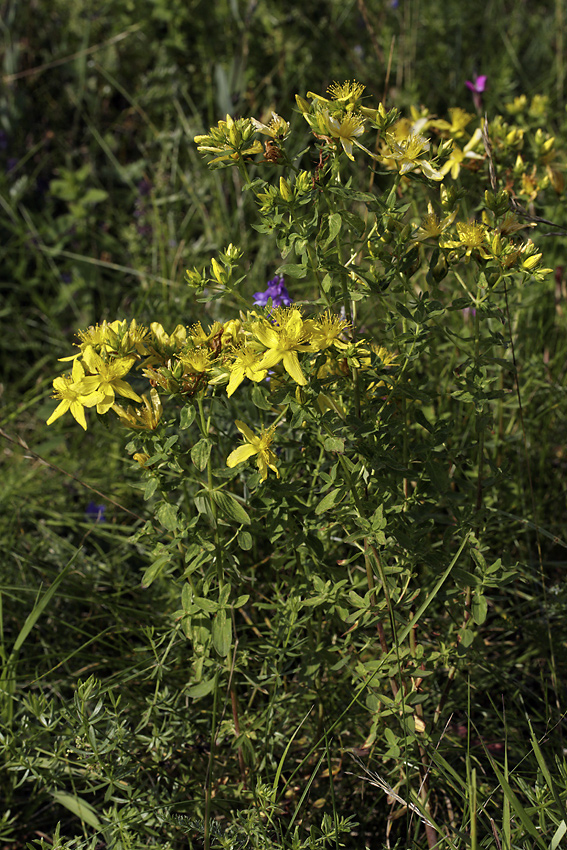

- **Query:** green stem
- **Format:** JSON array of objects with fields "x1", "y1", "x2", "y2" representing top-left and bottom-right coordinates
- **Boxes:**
[{"x1": 204, "y1": 665, "x2": 221, "y2": 850}]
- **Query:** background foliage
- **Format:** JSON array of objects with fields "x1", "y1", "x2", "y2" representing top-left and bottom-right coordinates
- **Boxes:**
[{"x1": 1, "y1": 1, "x2": 567, "y2": 848}]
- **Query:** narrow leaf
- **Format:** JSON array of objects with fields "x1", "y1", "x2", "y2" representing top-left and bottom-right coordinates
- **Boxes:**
[
  {"x1": 315, "y1": 488, "x2": 343, "y2": 515},
  {"x1": 191, "y1": 438, "x2": 212, "y2": 471},
  {"x1": 211, "y1": 490, "x2": 250, "y2": 525},
  {"x1": 51, "y1": 791, "x2": 101, "y2": 829}
]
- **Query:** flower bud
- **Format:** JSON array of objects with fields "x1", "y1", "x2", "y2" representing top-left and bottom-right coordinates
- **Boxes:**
[
  {"x1": 225, "y1": 242, "x2": 242, "y2": 261},
  {"x1": 279, "y1": 176, "x2": 293, "y2": 202},
  {"x1": 296, "y1": 170, "x2": 312, "y2": 193},
  {"x1": 211, "y1": 258, "x2": 225, "y2": 284},
  {"x1": 440, "y1": 184, "x2": 459, "y2": 212},
  {"x1": 522, "y1": 252, "x2": 542, "y2": 270},
  {"x1": 491, "y1": 232, "x2": 502, "y2": 256},
  {"x1": 172, "y1": 360, "x2": 185, "y2": 380},
  {"x1": 228, "y1": 122, "x2": 242, "y2": 148},
  {"x1": 242, "y1": 121, "x2": 255, "y2": 142},
  {"x1": 431, "y1": 254, "x2": 448, "y2": 282}
]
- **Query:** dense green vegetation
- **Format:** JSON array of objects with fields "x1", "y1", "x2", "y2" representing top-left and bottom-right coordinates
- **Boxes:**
[{"x1": 1, "y1": 2, "x2": 566, "y2": 848}]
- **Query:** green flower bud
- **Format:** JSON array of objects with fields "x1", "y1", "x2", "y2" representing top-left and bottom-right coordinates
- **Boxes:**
[
  {"x1": 211, "y1": 258, "x2": 225, "y2": 284},
  {"x1": 432, "y1": 254, "x2": 448, "y2": 282},
  {"x1": 279, "y1": 176, "x2": 293, "y2": 202}
]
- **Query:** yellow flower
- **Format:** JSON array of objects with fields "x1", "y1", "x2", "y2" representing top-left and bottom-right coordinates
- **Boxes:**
[
  {"x1": 82, "y1": 346, "x2": 142, "y2": 415},
  {"x1": 414, "y1": 204, "x2": 458, "y2": 241},
  {"x1": 251, "y1": 112, "x2": 290, "y2": 140},
  {"x1": 181, "y1": 348, "x2": 214, "y2": 374},
  {"x1": 253, "y1": 307, "x2": 312, "y2": 385},
  {"x1": 226, "y1": 346, "x2": 268, "y2": 397},
  {"x1": 46, "y1": 359, "x2": 104, "y2": 430},
  {"x1": 77, "y1": 319, "x2": 148, "y2": 356},
  {"x1": 309, "y1": 311, "x2": 351, "y2": 351},
  {"x1": 384, "y1": 133, "x2": 443, "y2": 180},
  {"x1": 226, "y1": 420, "x2": 280, "y2": 481},
  {"x1": 305, "y1": 80, "x2": 365, "y2": 108},
  {"x1": 112, "y1": 388, "x2": 162, "y2": 430},
  {"x1": 442, "y1": 221, "x2": 491, "y2": 259},
  {"x1": 431, "y1": 107, "x2": 474, "y2": 139},
  {"x1": 326, "y1": 80, "x2": 365, "y2": 104},
  {"x1": 440, "y1": 127, "x2": 484, "y2": 179},
  {"x1": 150, "y1": 322, "x2": 187, "y2": 349},
  {"x1": 324, "y1": 110, "x2": 366, "y2": 160}
]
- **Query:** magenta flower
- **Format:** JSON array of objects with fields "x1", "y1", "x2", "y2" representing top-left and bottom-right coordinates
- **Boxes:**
[
  {"x1": 465, "y1": 75, "x2": 487, "y2": 112},
  {"x1": 466, "y1": 75, "x2": 487, "y2": 94}
]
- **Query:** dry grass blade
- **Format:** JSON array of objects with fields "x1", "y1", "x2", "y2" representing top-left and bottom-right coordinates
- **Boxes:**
[{"x1": 347, "y1": 754, "x2": 438, "y2": 833}]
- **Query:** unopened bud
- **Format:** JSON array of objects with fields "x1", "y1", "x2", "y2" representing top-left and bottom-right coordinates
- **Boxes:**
[
  {"x1": 279, "y1": 176, "x2": 293, "y2": 201},
  {"x1": 522, "y1": 252, "x2": 542, "y2": 270},
  {"x1": 491, "y1": 233, "x2": 502, "y2": 256},
  {"x1": 211, "y1": 257, "x2": 224, "y2": 284},
  {"x1": 432, "y1": 254, "x2": 448, "y2": 282}
]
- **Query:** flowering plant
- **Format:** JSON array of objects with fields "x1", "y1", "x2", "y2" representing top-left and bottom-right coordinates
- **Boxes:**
[{"x1": 44, "y1": 80, "x2": 560, "y2": 847}]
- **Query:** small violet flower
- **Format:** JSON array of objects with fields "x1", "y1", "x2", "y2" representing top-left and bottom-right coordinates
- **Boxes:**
[
  {"x1": 465, "y1": 74, "x2": 487, "y2": 113},
  {"x1": 85, "y1": 501, "x2": 106, "y2": 523},
  {"x1": 253, "y1": 275, "x2": 292, "y2": 308}
]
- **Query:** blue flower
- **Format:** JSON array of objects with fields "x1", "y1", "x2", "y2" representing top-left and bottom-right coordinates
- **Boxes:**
[
  {"x1": 85, "y1": 501, "x2": 106, "y2": 523},
  {"x1": 253, "y1": 275, "x2": 292, "y2": 308}
]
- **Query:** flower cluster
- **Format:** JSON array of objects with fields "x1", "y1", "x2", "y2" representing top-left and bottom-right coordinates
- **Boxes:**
[
  {"x1": 46, "y1": 293, "x2": 381, "y2": 480},
  {"x1": 294, "y1": 80, "x2": 399, "y2": 163},
  {"x1": 253, "y1": 275, "x2": 292, "y2": 308},
  {"x1": 194, "y1": 114, "x2": 263, "y2": 167}
]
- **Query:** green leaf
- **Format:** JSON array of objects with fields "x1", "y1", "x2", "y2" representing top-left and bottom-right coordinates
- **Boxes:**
[
  {"x1": 471, "y1": 592, "x2": 488, "y2": 625},
  {"x1": 187, "y1": 678, "x2": 217, "y2": 699},
  {"x1": 192, "y1": 596, "x2": 218, "y2": 612},
  {"x1": 82, "y1": 188, "x2": 109, "y2": 205},
  {"x1": 551, "y1": 822, "x2": 567, "y2": 850},
  {"x1": 321, "y1": 272, "x2": 332, "y2": 293},
  {"x1": 144, "y1": 476, "x2": 158, "y2": 500},
  {"x1": 459, "y1": 627, "x2": 475, "y2": 648},
  {"x1": 51, "y1": 791, "x2": 101, "y2": 829},
  {"x1": 141, "y1": 552, "x2": 170, "y2": 588},
  {"x1": 320, "y1": 212, "x2": 342, "y2": 249},
  {"x1": 191, "y1": 438, "x2": 212, "y2": 471},
  {"x1": 211, "y1": 490, "x2": 250, "y2": 525},
  {"x1": 529, "y1": 722, "x2": 566, "y2": 818},
  {"x1": 156, "y1": 501, "x2": 178, "y2": 532},
  {"x1": 180, "y1": 405, "x2": 196, "y2": 429},
  {"x1": 233, "y1": 594, "x2": 250, "y2": 608},
  {"x1": 212, "y1": 609, "x2": 232, "y2": 657},
  {"x1": 487, "y1": 755, "x2": 547, "y2": 850},
  {"x1": 315, "y1": 487, "x2": 343, "y2": 515},
  {"x1": 277, "y1": 263, "x2": 308, "y2": 278},
  {"x1": 8, "y1": 551, "x2": 78, "y2": 661},
  {"x1": 237, "y1": 530, "x2": 253, "y2": 550},
  {"x1": 251, "y1": 384, "x2": 272, "y2": 410},
  {"x1": 323, "y1": 436, "x2": 344, "y2": 453}
]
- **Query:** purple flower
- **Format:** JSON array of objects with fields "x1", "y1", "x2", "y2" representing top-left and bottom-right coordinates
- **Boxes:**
[
  {"x1": 85, "y1": 501, "x2": 106, "y2": 523},
  {"x1": 253, "y1": 275, "x2": 292, "y2": 308},
  {"x1": 465, "y1": 74, "x2": 487, "y2": 113},
  {"x1": 465, "y1": 75, "x2": 487, "y2": 94}
]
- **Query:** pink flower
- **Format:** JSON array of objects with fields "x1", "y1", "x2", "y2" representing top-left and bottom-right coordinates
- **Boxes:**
[
  {"x1": 465, "y1": 75, "x2": 487, "y2": 112},
  {"x1": 465, "y1": 75, "x2": 487, "y2": 94}
]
